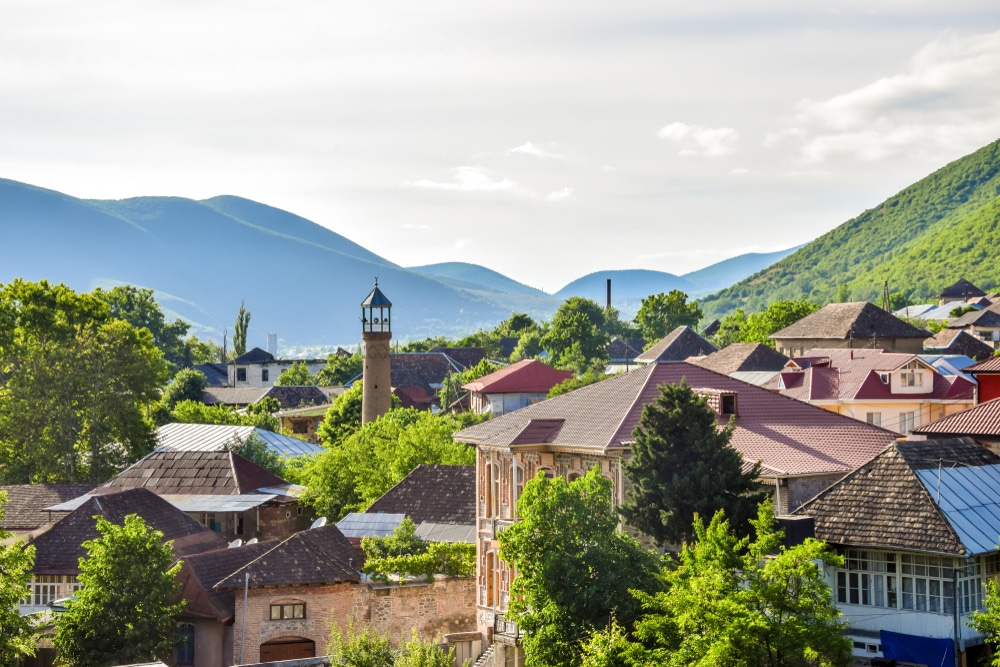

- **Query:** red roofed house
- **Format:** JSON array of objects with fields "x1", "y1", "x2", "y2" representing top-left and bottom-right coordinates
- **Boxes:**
[
  {"x1": 454, "y1": 362, "x2": 898, "y2": 662},
  {"x1": 764, "y1": 348, "x2": 977, "y2": 435},
  {"x1": 964, "y1": 356, "x2": 1000, "y2": 403},
  {"x1": 462, "y1": 359, "x2": 573, "y2": 416}
]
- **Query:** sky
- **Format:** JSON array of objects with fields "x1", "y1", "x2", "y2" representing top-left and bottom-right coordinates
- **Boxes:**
[{"x1": 3, "y1": 1, "x2": 1000, "y2": 294}]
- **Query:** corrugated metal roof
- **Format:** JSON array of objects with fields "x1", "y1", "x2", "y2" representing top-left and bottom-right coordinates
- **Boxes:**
[
  {"x1": 414, "y1": 521, "x2": 476, "y2": 543},
  {"x1": 47, "y1": 493, "x2": 278, "y2": 513},
  {"x1": 915, "y1": 464, "x2": 1000, "y2": 555},
  {"x1": 337, "y1": 512, "x2": 405, "y2": 538},
  {"x1": 155, "y1": 423, "x2": 323, "y2": 457}
]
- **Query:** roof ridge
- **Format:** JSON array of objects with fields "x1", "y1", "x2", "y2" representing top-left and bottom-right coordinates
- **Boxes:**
[{"x1": 606, "y1": 365, "x2": 657, "y2": 449}]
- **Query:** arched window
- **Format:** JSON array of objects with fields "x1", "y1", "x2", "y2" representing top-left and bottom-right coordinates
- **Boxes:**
[
  {"x1": 567, "y1": 472, "x2": 582, "y2": 482},
  {"x1": 176, "y1": 623, "x2": 195, "y2": 665}
]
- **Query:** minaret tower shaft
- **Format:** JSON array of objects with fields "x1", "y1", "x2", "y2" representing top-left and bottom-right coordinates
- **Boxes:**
[{"x1": 360, "y1": 278, "x2": 392, "y2": 424}]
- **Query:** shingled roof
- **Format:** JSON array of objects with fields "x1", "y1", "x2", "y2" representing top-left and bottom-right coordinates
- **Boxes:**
[
  {"x1": 634, "y1": 326, "x2": 718, "y2": 364},
  {"x1": 96, "y1": 450, "x2": 286, "y2": 496},
  {"x1": 455, "y1": 362, "x2": 897, "y2": 478},
  {"x1": 388, "y1": 353, "x2": 464, "y2": 408},
  {"x1": 366, "y1": 464, "x2": 475, "y2": 525},
  {"x1": 913, "y1": 398, "x2": 1000, "y2": 438},
  {"x1": 0, "y1": 484, "x2": 96, "y2": 531},
  {"x1": 948, "y1": 308, "x2": 1000, "y2": 329},
  {"x1": 463, "y1": 359, "x2": 572, "y2": 394},
  {"x1": 216, "y1": 524, "x2": 360, "y2": 589},
  {"x1": 32, "y1": 488, "x2": 226, "y2": 574},
  {"x1": 232, "y1": 347, "x2": 275, "y2": 365},
  {"x1": 691, "y1": 343, "x2": 789, "y2": 376},
  {"x1": 940, "y1": 279, "x2": 986, "y2": 301},
  {"x1": 795, "y1": 438, "x2": 1000, "y2": 556},
  {"x1": 924, "y1": 329, "x2": 996, "y2": 361},
  {"x1": 770, "y1": 302, "x2": 928, "y2": 341},
  {"x1": 429, "y1": 346, "x2": 487, "y2": 369},
  {"x1": 177, "y1": 538, "x2": 278, "y2": 622},
  {"x1": 262, "y1": 385, "x2": 330, "y2": 409}
]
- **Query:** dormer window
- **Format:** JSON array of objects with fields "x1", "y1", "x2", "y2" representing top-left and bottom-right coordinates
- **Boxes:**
[
  {"x1": 879, "y1": 373, "x2": 889, "y2": 384},
  {"x1": 721, "y1": 394, "x2": 738, "y2": 416},
  {"x1": 901, "y1": 371, "x2": 922, "y2": 387}
]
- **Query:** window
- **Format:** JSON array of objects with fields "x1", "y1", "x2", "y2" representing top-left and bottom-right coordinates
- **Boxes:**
[
  {"x1": 899, "y1": 412, "x2": 915, "y2": 434},
  {"x1": 901, "y1": 371, "x2": 922, "y2": 387},
  {"x1": 26, "y1": 575, "x2": 81, "y2": 607},
  {"x1": 236, "y1": 368, "x2": 247, "y2": 382},
  {"x1": 261, "y1": 369, "x2": 269, "y2": 382},
  {"x1": 292, "y1": 420, "x2": 309, "y2": 434},
  {"x1": 270, "y1": 602, "x2": 306, "y2": 620},
  {"x1": 176, "y1": 623, "x2": 195, "y2": 665},
  {"x1": 901, "y1": 554, "x2": 954, "y2": 613},
  {"x1": 721, "y1": 394, "x2": 737, "y2": 415},
  {"x1": 879, "y1": 373, "x2": 890, "y2": 384},
  {"x1": 836, "y1": 550, "x2": 897, "y2": 608},
  {"x1": 296, "y1": 506, "x2": 303, "y2": 516},
  {"x1": 866, "y1": 413, "x2": 882, "y2": 427}
]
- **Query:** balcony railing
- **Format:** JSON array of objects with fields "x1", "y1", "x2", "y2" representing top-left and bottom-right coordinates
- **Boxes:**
[{"x1": 493, "y1": 614, "x2": 519, "y2": 645}]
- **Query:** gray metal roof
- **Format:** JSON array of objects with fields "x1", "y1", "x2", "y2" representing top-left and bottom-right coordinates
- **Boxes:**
[
  {"x1": 916, "y1": 464, "x2": 1000, "y2": 555},
  {"x1": 47, "y1": 493, "x2": 278, "y2": 513},
  {"x1": 337, "y1": 512, "x2": 405, "y2": 538},
  {"x1": 155, "y1": 423, "x2": 323, "y2": 457},
  {"x1": 414, "y1": 521, "x2": 476, "y2": 544}
]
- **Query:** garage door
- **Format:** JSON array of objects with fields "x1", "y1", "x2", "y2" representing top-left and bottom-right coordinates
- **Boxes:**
[{"x1": 259, "y1": 639, "x2": 316, "y2": 661}]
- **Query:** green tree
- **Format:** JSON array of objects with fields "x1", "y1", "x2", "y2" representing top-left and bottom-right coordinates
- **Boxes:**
[
  {"x1": 276, "y1": 360, "x2": 313, "y2": 386},
  {"x1": 54, "y1": 514, "x2": 185, "y2": 666},
  {"x1": 183, "y1": 335, "x2": 217, "y2": 365},
  {"x1": 93, "y1": 285, "x2": 191, "y2": 369},
  {"x1": 233, "y1": 301, "x2": 251, "y2": 357},
  {"x1": 439, "y1": 358, "x2": 501, "y2": 411},
  {"x1": 160, "y1": 368, "x2": 208, "y2": 409},
  {"x1": 621, "y1": 380, "x2": 766, "y2": 546},
  {"x1": 313, "y1": 349, "x2": 364, "y2": 386},
  {"x1": 510, "y1": 329, "x2": 544, "y2": 362},
  {"x1": 634, "y1": 290, "x2": 703, "y2": 342},
  {"x1": 969, "y1": 577, "x2": 1000, "y2": 666},
  {"x1": 0, "y1": 280, "x2": 168, "y2": 484},
  {"x1": 171, "y1": 397, "x2": 279, "y2": 432},
  {"x1": 711, "y1": 300, "x2": 818, "y2": 349},
  {"x1": 626, "y1": 504, "x2": 851, "y2": 667},
  {"x1": 542, "y1": 299, "x2": 609, "y2": 372},
  {"x1": 317, "y1": 383, "x2": 366, "y2": 446},
  {"x1": 495, "y1": 313, "x2": 538, "y2": 337},
  {"x1": 455, "y1": 328, "x2": 503, "y2": 360},
  {"x1": 397, "y1": 629, "x2": 464, "y2": 667},
  {"x1": 499, "y1": 467, "x2": 660, "y2": 667},
  {"x1": 0, "y1": 491, "x2": 36, "y2": 664},
  {"x1": 224, "y1": 432, "x2": 286, "y2": 478},
  {"x1": 327, "y1": 625, "x2": 395, "y2": 667},
  {"x1": 547, "y1": 369, "x2": 608, "y2": 398},
  {"x1": 580, "y1": 620, "x2": 643, "y2": 667}
]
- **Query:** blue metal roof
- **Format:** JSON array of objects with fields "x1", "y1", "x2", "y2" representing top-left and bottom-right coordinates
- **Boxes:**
[{"x1": 916, "y1": 464, "x2": 1000, "y2": 555}]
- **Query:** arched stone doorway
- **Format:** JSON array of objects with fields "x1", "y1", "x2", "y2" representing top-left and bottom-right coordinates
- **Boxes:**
[{"x1": 260, "y1": 636, "x2": 316, "y2": 661}]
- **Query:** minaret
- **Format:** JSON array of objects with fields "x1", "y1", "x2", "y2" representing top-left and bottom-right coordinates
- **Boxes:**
[{"x1": 361, "y1": 278, "x2": 392, "y2": 424}]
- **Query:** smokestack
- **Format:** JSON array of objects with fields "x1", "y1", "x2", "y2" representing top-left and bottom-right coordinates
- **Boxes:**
[{"x1": 606, "y1": 278, "x2": 612, "y2": 309}]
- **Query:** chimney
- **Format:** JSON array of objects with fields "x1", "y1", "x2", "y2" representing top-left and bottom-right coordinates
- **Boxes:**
[{"x1": 606, "y1": 278, "x2": 612, "y2": 309}]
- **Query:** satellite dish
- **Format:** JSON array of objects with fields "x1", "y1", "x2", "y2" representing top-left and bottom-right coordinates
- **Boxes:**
[
  {"x1": 311, "y1": 517, "x2": 328, "y2": 529},
  {"x1": 228, "y1": 539, "x2": 243, "y2": 548},
  {"x1": 246, "y1": 537, "x2": 258, "y2": 545}
]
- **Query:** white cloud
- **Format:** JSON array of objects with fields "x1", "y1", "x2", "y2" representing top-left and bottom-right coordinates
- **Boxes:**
[
  {"x1": 782, "y1": 30, "x2": 1000, "y2": 163},
  {"x1": 546, "y1": 187, "x2": 573, "y2": 201},
  {"x1": 657, "y1": 122, "x2": 739, "y2": 157},
  {"x1": 730, "y1": 167, "x2": 750, "y2": 175},
  {"x1": 405, "y1": 166, "x2": 516, "y2": 192},
  {"x1": 509, "y1": 141, "x2": 563, "y2": 159},
  {"x1": 401, "y1": 223, "x2": 431, "y2": 231}
]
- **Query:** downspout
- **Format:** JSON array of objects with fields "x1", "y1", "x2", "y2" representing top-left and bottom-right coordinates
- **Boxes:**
[
  {"x1": 953, "y1": 564, "x2": 960, "y2": 667},
  {"x1": 239, "y1": 571, "x2": 249, "y2": 664}
]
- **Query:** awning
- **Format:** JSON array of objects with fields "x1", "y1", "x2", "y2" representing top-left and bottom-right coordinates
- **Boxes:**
[{"x1": 880, "y1": 629, "x2": 954, "y2": 667}]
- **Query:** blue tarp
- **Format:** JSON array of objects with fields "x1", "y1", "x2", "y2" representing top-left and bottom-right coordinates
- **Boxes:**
[{"x1": 880, "y1": 630, "x2": 955, "y2": 667}]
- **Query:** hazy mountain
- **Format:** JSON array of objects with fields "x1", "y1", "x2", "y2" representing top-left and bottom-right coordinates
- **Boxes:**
[
  {"x1": 680, "y1": 247, "x2": 802, "y2": 296},
  {"x1": 699, "y1": 138, "x2": 1000, "y2": 320},
  {"x1": 408, "y1": 262, "x2": 549, "y2": 297}
]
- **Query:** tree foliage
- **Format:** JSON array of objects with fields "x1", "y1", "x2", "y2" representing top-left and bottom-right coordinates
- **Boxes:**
[
  {"x1": 160, "y1": 368, "x2": 208, "y2": 409},
  {"x1": 275, "y1": 360, "x2": 313, "y2": 386},
  {"x1": 547, "y1": 369, "x2": 608, "y2": 398},
  {"x1": 621, "y1": 380, "x2": 766, "y2": 546},
  {"x1": 969, "y1": 577, "x2": 1000, "y2": 667},
  {"x1": 233, "y1": 300, "x2": 251, "y2": 357},
  {"x1": 0, "y1": 280, "x2": 168, "y2": 483},
  {"x1": 224, "y1": 432, "x2": 286, "y2": 478},
  {"x1": 499, "y1": 467, "x2": 661, "y2": 667},
  {"x1": 313, "y1": 349, "x2": 364, "y2": 386},
  {"x1": 541, "y1": 298, "x2": 610, "y2": 372},
  {"x1": 317, "y1": 382, "x2": 366, "y2": 446},
  {"x1": 303, "y1": 408, "x2": 475, "y2": 520},
  {"x1": 170, "y1": 397, "x2": 279, "y2": 432},
  {"x1": 328, "y1": 625, "x2": 396, "y2": 667},
  {"x1": 0, "y1": 491, "x2": 36, "y2": 664},
  {"x1": 634, "y1": 290, "x2": 703, "y2": 342},
  {"x1": 712, "y1": 300, "x2": 819, "y2": 349},
  {"x1": 397, "y1": 629, "x2": 464, "y2": 667},
  {"x1": 93, "y1": 285, "x2": 192, "y2": 369},
  {"x1": 439, "y1": 358, "x2": 502, "y2": 410},
  {"x1": 54, "y1": 514, "x2": 185, "y2": 666}
]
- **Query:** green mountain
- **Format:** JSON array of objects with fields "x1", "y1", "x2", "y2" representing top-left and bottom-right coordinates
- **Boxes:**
[{"x1": 700, "y1": 138, "x2": 1000, "y2": 319}]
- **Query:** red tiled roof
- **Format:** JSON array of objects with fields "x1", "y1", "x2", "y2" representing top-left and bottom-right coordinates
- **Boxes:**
[
  {"x1": 0, "y1": 484, "x2": 96, "y2": 530},
  {"x1": 463, "y1": 359, "x2": 572, "y2": 394},
  {"x1": 965, "y1": 356, "x2": 1000, "y2": 374},
  {"x1": 913, "y1": 397, "x2": 1000, "y2": 437},
  {"x1": 455, "y1": 363, "x2": 897, "y2": 477}
]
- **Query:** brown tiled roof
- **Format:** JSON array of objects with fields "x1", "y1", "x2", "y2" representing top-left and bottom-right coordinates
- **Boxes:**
[
  {"x1": 429, "y1": 347, "x2": 487, "y2": 369},
  {"x1": 388, "y1": 353, "x2": 463, "y2": 407},
  {"x1": 97, "y1": 451, "x2": 286, "y2": 496},
  {"x1": 913, "y1": 398, "x2": 1000, "y2": 437},
  {"x1": 795, "y1": 438, "x2": 1000, "y2": 555},
  {"x1": 463, "y1": 359, "x2": 572, "y2": 394},
  {"x1": 455, "y1": 362, "x2": 897, "y2": 477},
  {"x1": 965, "y1": 356, "x2": 1000, "y2": 374},
  {"x1": 924, "y1": 329, "x2": 996, "y2": 361},
  {"x1": 940, "y1": 279, "x2": 986, "y2": 300},
  {"x1": 770, "y1": 302, "x2": 928, "y2": 341},
  {"x1": 178, "y1": 539, "x2": 278, "y2": 622},
  {"x1": 948, "y1": 308, "x2": 1000, "y2": 328},
  {"x1": 216, "y1": 525, "x2": 360, "y2": 589},
  {"x1": 702, "y1": 320, "x2": 721, "y2": 337},
  {"x1": 607, "y1": 337, "x2": 647, "y2": 361},
  {"x1": 32, "y1": 488, "x2": 226, "y2": 573},
  {"x1": 691, "y1": 343, "x2": 789, "y2": 375},
  {"x1": 366, "y1": 465, "x2": 475, "y2": 525},
  {"x1": 262, "y1": 385, "x2": 330, "y2": 409},
  {"x1": 0, "y1": 484, "x2": 96, "y2": 531},
  {"x1": 634, "y1": 326, "x2": 718, "y2": 363},
  {"x1": 202, "y1": 387, "x2": 269, "y2": 406}
]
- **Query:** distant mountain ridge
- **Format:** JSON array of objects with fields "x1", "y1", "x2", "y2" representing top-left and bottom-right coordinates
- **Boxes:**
[{"x1": 700, "y1": 138, "x2": 1000, "y2": 320}]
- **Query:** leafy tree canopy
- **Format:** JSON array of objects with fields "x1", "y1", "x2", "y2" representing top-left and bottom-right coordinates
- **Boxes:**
[
  {"x1": 547, "y1": 369, "x2": 608, "y2": 398},
  {"x1": 542, "y1": 298, "x2": 610, "y2": 373},
  {"x1": 0, "y1": 491, "x2": 36, "y2": 664},
  {"x1": 224, "y1": 431, "x2": 287, "y2": 478},
  {"x1": 621, "y1": 380, "x2": 766, "y2": 546},
  {"x1": 233, "y1": 301, "x2": 251, "y2": 357},
  {"x1": 499, "y1": 467, "x2": 661, "y2": 667},
  {"x1": 54, "y1": 514, "x2": 185, "y2": 666},
  {"x1": 276, "y1": 360, "x2": 313, "y2": 386},
  {"x1": 969, "y1": 578, "x2": 1000, "y2": 667},
  {"x1": 0, "y1": 280, "x2": 168, "y2": 483},
  {"x1": 439, "y1": 358, "x2": 502, "y2": 411},
  {"x1": 161, "y1": 368, "x2": 208, "y2": 409},
  {"x1": 313, "y1": 349, "x2": 364, "y2": 386},
  {"x1": 170, "y1": 397, "x2": 280, "y2": 432},
  {"x1": 495, "y1": 313, "x2": 539, "y2": 337},
  {"x1": 93, "y1": 285, "x2": 191, "y2": 369},
  {"x1": 712, "y1": 299, "x2": 819, "y2": 349},
  {"x1": 634, "y1": 290, "x2": 703, "y2": 342}
]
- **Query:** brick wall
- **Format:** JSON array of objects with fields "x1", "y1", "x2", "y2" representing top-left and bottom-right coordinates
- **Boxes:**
[{"x1": 233, "y1": 577, "x2": 476, "y2": 664}]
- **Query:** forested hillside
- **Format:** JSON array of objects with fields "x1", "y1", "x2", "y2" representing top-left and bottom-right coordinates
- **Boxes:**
[{"x1": 700, "y1": 139, "x2": 1000, "y2": 319}]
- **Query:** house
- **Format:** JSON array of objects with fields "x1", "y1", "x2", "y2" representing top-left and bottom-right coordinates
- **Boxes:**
[
  {"x1": 939, "y1": 278, "x2": 986, "y2": 305},
  {"x1": 22, "y1": 488, "x2": 227, "y2": 615},
  {"x1": 216, "y1": 524, "x2": 477, "y2": 664},
  {"x1": 958, "y1": 356, "x2": 1000, "y2": 403},
  {"x1": 462, "y1": 360, "x2": 572, "y2": 416},
  {"x1": 229, "y1": 348, "x2": 327, "y2": 388},
  {"x1": 912, "y1": 397, "x2": 1000, "y2": 453},
  {"x1": 701, "y1": 319, "x2": 721, "y2": 337},
  {"x1": 338, "y1": 465, "x2": 476, "y2": 544},
  {"x1": 154, "y1": 422, "x2": 324, "y2": 458},
  {"x1": 923, "y1": 328, "x2": 996, "y2": 361},
  {"x1": 49, "y1": 450, "x2": 314, "y2": 543},
  {"x1": 770, "y1": 301, "x2": 929, "y2": 356},
  {"x1": 453, "y1": 362, "x2": 897, "y2": 659},
  {"x1": 794, "y1": 438, "x2": 1000, "y2": 664},
  {"x1": 429, "y1": 346, "x2": 488, "y2": 369},
  {"x1": 0, "y1": 483, "x2": 95, "y2": 540},
  {"x1": 632, "y1": 326, "x2": 717, "y2": 363},
  {"x1": 689, "y1": 342, "x2": 789, "y2": 386},
  {"x1": 764, "y1": 348, "x2": 977, "y2": 434},
  {"x1": 202, "y1": 385, "x2": 340, "y2": 410},
  {"x1": 174, "y1": 538, "x2": 279, "y2": 667},
  {"x1": 275, "y1": 403, "x2": 334, "y2": 444},
  {"x1": 606, "y1": 337, "x2": 646, "y2": 363},
  {"x1": 947, "y1": 306, "x2": 1000, "y2": 346},
  {"x1": 383, "y1": 352, "x2": 466, "y2": 410},
  {"x1": 194, "y1": 363, "x2": 230, "y2": 387}
]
